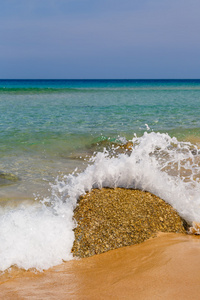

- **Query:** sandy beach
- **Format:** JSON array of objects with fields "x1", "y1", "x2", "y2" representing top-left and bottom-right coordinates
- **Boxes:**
[{"x1": 1, "y1": 232, "x2": 200, "y2": 299}]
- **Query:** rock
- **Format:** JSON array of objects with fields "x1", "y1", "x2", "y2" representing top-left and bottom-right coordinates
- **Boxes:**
[
  {"x1": 72, "y1": 188, "x2": 188, "y2": 258},
  {"x1": 0, "y1": 172, "x2": 19, "y2": 186}
]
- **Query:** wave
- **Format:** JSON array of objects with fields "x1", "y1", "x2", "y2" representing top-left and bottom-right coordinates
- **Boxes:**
[
  {"x1": 0, "y1": 87, "x2": 82, "y2": 94},
  {"x1": 1, "y1": 131, "x2": 200, "y2": 271},
  {"x1": 1, "y1": 86, "x2": 200, "y2": 94}
]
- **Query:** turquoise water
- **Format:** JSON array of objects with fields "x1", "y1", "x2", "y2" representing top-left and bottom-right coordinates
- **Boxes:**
[
  {"x1": 1, "y1": 79, "x2": 200, "y2": 271},
  {"x1": 1, "y1": 79, "x2": 200, "y2": 198}
]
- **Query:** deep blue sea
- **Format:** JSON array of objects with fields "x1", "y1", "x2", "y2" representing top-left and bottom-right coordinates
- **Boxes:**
[{"x1": 1, "y1": 79, "x2": 200, "y2": 271}]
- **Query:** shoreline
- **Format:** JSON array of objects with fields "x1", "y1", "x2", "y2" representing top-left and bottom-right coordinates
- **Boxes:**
[{"x1": 1, "y1": 232, "x2": 200, "y2": 299}]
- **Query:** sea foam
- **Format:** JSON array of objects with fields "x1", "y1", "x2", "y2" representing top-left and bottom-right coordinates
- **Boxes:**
[{"x1": 1, "y1": 131, "x2": 200, "y2": 271}]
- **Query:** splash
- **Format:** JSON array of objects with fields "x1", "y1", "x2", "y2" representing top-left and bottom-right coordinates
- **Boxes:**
[
  {"x1": 0, "y1": 202, "x2": 74, "y2": 272},
  {"x1": 188, "y1": 222, "x2": 200, "y2": 234},
  {"x1": 50, "y1": 131, "x2": 200, "y2": 224},
  {"x1": 1, "y1": 131, "x2": 200, "y2": 271}
]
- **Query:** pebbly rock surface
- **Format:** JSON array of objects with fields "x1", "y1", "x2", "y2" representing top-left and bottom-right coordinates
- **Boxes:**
[{"x1": 72, "y1": 188, "x2": 188, "y2": 258}]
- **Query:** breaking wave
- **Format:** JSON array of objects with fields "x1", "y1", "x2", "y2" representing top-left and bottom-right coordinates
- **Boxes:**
[{"x1": 1, "y1": 131, "x2": 200, "y2": 271}]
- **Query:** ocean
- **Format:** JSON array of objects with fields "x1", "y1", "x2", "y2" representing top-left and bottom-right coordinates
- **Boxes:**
[{"x1": 1, "y1": 79, "x2": 200, "y2": 271}]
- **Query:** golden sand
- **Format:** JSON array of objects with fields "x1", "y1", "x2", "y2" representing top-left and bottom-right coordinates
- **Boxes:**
[
  {"x1": 0, "y1": 188, "x2": 198, "y2": 299},
  {"x1": 1, "y1": 233, "x2": 200, "y2": 299}
]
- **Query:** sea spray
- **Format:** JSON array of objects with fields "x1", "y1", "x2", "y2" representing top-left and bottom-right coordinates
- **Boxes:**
[
  {"x1": 50, "y1": 132, "x2": 200, "y2": 223},
  {"x1": 0, "y1": 202, "x2": 74, "y2": 271},
  {"x1": 1, "y1": 132, "x2": 200, "y2": 271}
]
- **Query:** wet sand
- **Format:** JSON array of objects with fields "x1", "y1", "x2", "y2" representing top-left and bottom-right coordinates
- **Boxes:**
[{"x1": 1, "y1": 232, "x2": 200, "y2": 300}]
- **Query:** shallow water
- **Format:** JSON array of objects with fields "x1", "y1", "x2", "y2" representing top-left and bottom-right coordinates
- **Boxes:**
[{"x1": 1, "y1": 79, "x2": 200, "y2": 271}]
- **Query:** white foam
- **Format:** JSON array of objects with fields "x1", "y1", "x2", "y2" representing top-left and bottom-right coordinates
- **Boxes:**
[
  {"x1": 0, "y1": 202, "x2": 74, "y2": 271},
  {"x1": 52, "y1": 131, "x2": 200, "y2": 224},
  {"x1": 1, "y1": 131, "x2": 200, "y2": 271}
]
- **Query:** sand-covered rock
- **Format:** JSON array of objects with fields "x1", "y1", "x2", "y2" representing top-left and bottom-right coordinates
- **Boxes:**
[{"x1": 72, "y1": 188, "x2": 188, "y2": 258}]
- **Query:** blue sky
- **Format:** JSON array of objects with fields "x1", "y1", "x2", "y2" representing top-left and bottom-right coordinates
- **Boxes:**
[{"x1": 0, "y1": 0, "x2": 200, "y2": 79}]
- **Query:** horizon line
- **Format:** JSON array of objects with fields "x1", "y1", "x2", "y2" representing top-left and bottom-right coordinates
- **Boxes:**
[{"x1": 1, "y1": 78, "x2": 200, "y2": 81}]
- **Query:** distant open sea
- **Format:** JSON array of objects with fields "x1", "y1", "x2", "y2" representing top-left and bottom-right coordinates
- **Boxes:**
[{"x1": 1, "y1": 79, "x2": 200, "y2": 271}]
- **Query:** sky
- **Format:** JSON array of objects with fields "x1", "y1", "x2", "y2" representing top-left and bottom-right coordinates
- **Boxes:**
[{"x1": 0, "y1": 0, "x2": 200, "y2": 79}]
